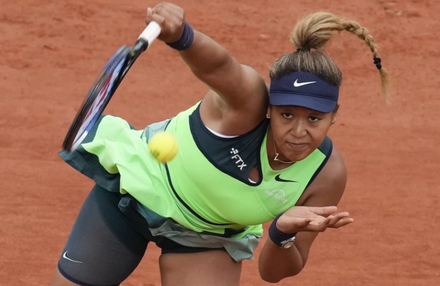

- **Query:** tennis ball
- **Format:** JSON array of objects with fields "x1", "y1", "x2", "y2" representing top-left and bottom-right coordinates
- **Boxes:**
[{"x1": 148, "y1": 131, "x2": 178, "y2": 163}]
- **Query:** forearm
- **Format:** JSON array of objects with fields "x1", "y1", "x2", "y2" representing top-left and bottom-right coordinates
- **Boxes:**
[
  {"x1": 147, "y1": 4, "x2": 250, "y2": 99},
  {"x1": 258, "y1": 239, "x2": 305, "y2": 283}
]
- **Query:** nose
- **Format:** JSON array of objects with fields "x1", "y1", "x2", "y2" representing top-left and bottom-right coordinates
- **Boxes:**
[{"x1": 290, "y1": 118, "x2": 307, "y2": 138}]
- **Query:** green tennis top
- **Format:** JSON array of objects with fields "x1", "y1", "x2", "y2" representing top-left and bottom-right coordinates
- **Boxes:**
[{"x1": 61, "y1": 102, "x2": 332, "y2": 238}]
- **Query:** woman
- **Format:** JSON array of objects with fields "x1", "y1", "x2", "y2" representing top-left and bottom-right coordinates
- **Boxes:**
[{"x1": 51, "y1": 2, "x2": 389, "y2": 286}]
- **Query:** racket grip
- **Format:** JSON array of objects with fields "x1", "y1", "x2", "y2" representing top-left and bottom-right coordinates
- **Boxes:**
[{"x1": 138, "y1": 21, "x2": 161, "y2": 47}]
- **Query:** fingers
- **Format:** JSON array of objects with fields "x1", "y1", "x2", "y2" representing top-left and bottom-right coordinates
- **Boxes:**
[
  {"x1": 155, "y1": 3, "x2": 185, "y2": 20},
  {"x1": 145, "y1": 3, "x2": 185, "y2": 43},
  {"x1": 329, "y1": 215, "x2": 354, "y2": 228},
  {"x1": 147, "y1": 3, "x2": 184, "y2": 25},
  {"x1": 304, "y1": 211, "x2": 353, "y2": 232},
  {"x1": 309, "y1": 206, "x2": 338, "y2": 217},
  {"x1": 326, "y1": 212, "x2": 354, "y2": 228},
  {"x1": 151, "y1": 13, "x2": 170, "y2": 32},
  {"x1": 332, "y1": 218, "x2": 354, "y2": 228},
  {"x1": 278, "y1": 207, "x2": 353, "y2": 233},
  {"x1": 306, "y1": 216, "x2": 332, "y2": 231}
]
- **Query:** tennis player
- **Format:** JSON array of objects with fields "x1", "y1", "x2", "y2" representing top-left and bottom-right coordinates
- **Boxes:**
[{"x1": 50, "y1": 2, "x2": 389, "y2": 286}]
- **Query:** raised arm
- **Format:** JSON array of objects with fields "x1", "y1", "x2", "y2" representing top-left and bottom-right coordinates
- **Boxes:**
[{"x1": 145, "y1": 3, "x2": 267, "y2": 133}]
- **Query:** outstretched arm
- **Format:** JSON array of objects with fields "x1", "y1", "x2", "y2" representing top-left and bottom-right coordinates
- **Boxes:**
[
  {"x1": 258, "y1": 148, "x2": 353, "y2": 282},
  {"x1": 145, "y1": 3, "x2": 267, "y2": 129}
]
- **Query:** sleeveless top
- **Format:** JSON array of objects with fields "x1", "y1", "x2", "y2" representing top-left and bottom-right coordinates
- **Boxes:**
[
  {"x1": 165, "y1": 103, "x2": 332, "y2": 230},
  {"x1": 60, "y1": 102, "x2": 332, "y2": 237}
]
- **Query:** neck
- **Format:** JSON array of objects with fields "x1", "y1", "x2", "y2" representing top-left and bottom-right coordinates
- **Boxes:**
[
  {"x1": 267, "y1": 128, "x2": 295, "y2": 167},
  {"x1": 273, "y1": 141, "x2": 295, "y2": 164}
]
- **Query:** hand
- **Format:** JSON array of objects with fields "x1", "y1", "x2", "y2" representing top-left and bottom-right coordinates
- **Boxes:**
[
  {"x1": 145, "y1": 2, "x2": 186, "y2": 43},
  {"x1": 276, "y1": 206, "x2": 354, "y2": 233}
]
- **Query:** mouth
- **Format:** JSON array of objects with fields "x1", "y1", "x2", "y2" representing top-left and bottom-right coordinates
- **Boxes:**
[{"x1": 287, "y1": 142, "x2": 309, "y2": 150}]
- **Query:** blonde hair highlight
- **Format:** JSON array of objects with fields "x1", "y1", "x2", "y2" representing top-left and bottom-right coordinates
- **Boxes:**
[{"x1": 270, "y1": 12, "x2": 391, "y2": 103}]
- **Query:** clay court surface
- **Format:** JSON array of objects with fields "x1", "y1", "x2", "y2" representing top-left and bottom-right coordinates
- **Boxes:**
[{"x1": 1, "y1": 0, "x2": 439, "y2": 285}]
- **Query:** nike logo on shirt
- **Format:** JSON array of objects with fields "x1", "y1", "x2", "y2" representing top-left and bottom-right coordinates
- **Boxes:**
[
  {"x1": 275, "y1": 174, "x2": 297, "y2": 183},
  {"x1": 293, "y1": 79, "x2": 316, "y2": 87}
]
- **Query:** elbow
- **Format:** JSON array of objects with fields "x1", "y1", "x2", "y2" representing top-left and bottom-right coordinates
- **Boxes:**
[
  {"x1": 258, "y1": 241, "x2": 307, "y2": 282},
  {"x1": 259, "y1": 272, "x2": 301, "y2": 283},
  {"x1": 260, "y1": 274, "x2": 283, "y2": 284},
  {"x1": 259, "y1": 265, "x2": 303, "y2": 283}
]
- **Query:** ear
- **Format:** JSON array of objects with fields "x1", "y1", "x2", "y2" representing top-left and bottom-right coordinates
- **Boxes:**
[
  {"x1": 266, "y1": 106, "x2": 271, "y2": 119},
  {"x1": 331, "y1": 104, "x2": 339, "y2": 125}
]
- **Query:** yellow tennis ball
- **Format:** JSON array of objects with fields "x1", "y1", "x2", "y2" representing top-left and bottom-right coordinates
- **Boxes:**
[{"x1": 148, "y1": 131, "x2": 178, "y2": 163}]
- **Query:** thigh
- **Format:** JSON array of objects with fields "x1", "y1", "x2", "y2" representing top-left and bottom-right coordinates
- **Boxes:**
[
  {"x1": 56, "y1": 185, "x2": 149, "y2": 286},
  {"x1": 159, "y1": 250, "x2": 242, "y2": 286}
]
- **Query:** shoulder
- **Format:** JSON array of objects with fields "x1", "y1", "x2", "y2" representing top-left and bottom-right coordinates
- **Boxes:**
[
  {"x1": 300, "y1": 146, "x2": 347, "y2": 207},
  {"x1": 223, "y1": 64, "x2": 268, "y2": 111},
  {"x1": 200, "y1": 64, "x2": 268, "y2": 135},
  {"x1": 322, "y1": 146, "x2": 346, "y2": 183}
]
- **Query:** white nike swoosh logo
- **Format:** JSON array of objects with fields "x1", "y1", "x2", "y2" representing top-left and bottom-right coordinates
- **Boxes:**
[
  {"x1": 62, "y1": 251, "x2": 83, "y2": 264},
  {"x1": 293, "y1": 79, "x2": 317, "y2": 87}
]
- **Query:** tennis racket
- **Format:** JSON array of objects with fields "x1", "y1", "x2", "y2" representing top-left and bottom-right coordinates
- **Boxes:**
[{"x1": 62, "y1": 21, "x2": 162, "y2": 152}]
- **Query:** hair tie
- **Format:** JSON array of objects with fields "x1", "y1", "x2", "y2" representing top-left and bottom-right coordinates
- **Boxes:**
[
  {"x1": 373, "y1": 57, "x2": 382, "y2": 70},
  {"x1": 296, "y1": 47, "x2": 310, "y2": 52}
]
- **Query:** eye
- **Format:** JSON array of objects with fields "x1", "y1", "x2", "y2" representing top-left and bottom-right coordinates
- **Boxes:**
[
  {"x1": 282, "y1": 113, "x2": 293, "y2": 119},
  {"x1": 308, "y1": 116, "x2": 321, "y2": 122}
]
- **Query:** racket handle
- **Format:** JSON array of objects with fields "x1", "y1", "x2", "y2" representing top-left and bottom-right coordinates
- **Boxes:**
[{"x1": 138, "y1": 21, "x2": 161, "y2": 47}]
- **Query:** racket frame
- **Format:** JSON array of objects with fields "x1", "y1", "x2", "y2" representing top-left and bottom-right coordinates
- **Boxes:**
[{"x1": 62, "y1": 21, "x2": 161, "y2": 152}]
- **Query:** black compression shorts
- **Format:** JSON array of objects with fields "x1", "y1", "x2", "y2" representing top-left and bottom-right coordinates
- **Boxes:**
[{"x1": 57, "y1": 185, "x2": 224, "y2": 286}]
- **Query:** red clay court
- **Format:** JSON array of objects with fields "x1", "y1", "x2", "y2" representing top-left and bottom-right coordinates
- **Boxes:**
[{"x1": 0, "y1": 0, "x2": 439, "y2": 285}]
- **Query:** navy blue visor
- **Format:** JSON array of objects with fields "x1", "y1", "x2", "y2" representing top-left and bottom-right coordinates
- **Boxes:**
[{"x1": 269, "y1": 72, "x2": 339, "y2": 113}]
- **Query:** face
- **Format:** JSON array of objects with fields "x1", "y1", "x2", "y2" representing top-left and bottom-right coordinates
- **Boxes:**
[{"x1": 268, "y1": 105, "x2": 337, "y2": 162}]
